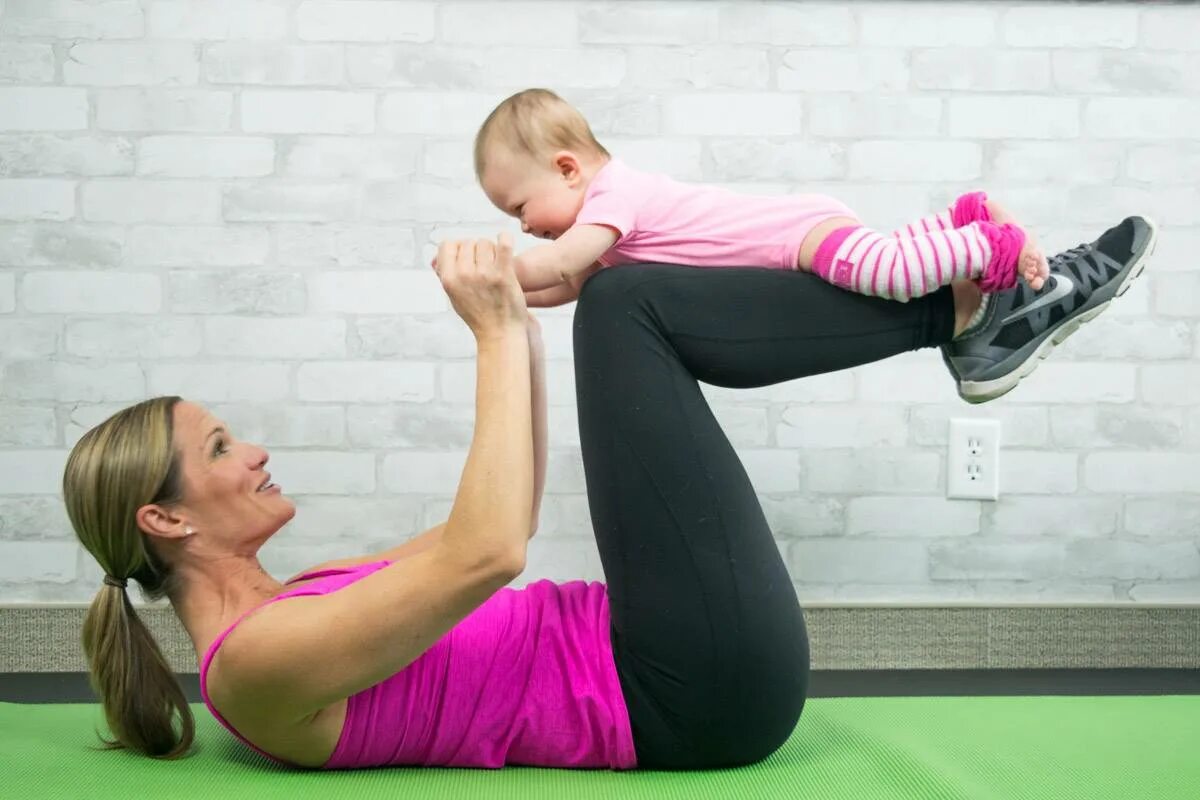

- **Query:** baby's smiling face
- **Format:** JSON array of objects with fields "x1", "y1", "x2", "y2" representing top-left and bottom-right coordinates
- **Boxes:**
[{"x1": 480, "y1": 147, "x2": 591, "y2": 241}]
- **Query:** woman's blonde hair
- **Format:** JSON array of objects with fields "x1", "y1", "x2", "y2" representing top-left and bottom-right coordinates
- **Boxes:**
[
  {"x1": 474, "y1": 88, "x2": 609, "y2": 179},
  {"x1": 62, "y1": 395, "x2": 195, "y2": 759}
]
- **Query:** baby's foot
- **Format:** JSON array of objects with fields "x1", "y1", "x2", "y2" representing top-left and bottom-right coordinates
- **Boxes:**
[
  {"x1": 985, "y1": 198, "x2": 1015, "y2": 226},
  {"x1": 987, "y1": 200, "x2": 1048, "y2": 290},
  {"x1": 1018, "y1": 240, "x2": 1049, "y2": 291}
]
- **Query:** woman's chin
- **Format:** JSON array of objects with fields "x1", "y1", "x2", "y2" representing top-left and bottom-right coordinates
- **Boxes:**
[{"x1": 273, "y1": 495, "x2": 298, "y2": 525}]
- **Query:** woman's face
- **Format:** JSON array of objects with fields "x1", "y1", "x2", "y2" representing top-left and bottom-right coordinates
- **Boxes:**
[{"x1": 165, "y1": 401, "x2": 295, "y2": 547}]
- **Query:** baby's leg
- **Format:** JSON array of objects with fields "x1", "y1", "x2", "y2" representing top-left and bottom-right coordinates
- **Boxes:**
[
  {"x1": 893, "y1": 192, "x2": 1046, "y2": 290},
  {"x1": 887, "y1": 191, "x2": 989, "y2": 237},
  {"x1": 805, "y1": 222, "x2": 1024, "y2": 301}
]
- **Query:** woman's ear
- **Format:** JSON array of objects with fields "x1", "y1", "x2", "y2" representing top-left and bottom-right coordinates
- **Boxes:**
[{"x1": 135, "y1": 503, "x2": 192, "y2": 541}]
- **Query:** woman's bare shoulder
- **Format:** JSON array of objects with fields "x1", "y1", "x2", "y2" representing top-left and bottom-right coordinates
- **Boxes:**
[{"x1": 205, "y1": 594, "x2": 345, "y2": 767}]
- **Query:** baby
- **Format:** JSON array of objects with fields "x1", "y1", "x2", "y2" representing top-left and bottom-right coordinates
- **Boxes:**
[{"x1": 470, "y1": 88, "x2": 1048, "y2": 310}]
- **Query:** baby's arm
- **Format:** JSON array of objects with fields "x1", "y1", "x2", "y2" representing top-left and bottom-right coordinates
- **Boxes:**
[
  {"x1": 514, "y1": 224, "x2": 617, "y2": 292},
  {"x1": 524, "y1": 262, "x2": 602, "y2": 307}
]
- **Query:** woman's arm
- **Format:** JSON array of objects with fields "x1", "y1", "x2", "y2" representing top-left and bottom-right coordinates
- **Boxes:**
[
  {"x1": 286, "y1": 312, "x2": 547, "y2": 582},
  {"x1": 527, "y1": 312, "x2": 547, "y2": 537},
  {"x1": 219, "y1": 237, "x2": 535, "y2": 724}
]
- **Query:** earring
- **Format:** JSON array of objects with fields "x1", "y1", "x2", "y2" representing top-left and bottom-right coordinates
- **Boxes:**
[{"x1": 184, "y1": 526, "x2": 196, "y2": 536}]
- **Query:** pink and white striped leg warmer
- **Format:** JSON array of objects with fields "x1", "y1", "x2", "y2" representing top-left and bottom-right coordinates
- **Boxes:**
[
  {"x1": 889, "y1": 191, "x2": 992, "y2": 239},
  {"x1": 812, "y1": 219, "x2": 1024, "y2": 302}
]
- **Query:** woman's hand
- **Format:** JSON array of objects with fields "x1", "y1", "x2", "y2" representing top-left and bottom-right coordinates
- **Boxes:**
[{"x1": 435, "y1": 233, "x2": 527, "y2": 339}]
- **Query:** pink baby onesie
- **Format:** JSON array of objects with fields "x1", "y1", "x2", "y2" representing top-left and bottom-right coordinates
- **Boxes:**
[{"x1": 574, "y1": 159, "x2": 857, "y2": 270}]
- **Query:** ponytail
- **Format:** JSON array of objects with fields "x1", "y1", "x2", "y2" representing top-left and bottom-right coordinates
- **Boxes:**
[
  {"x1": 65, "y1": 397, "x2": 195, "y2": 758},
  {"x1": 81, "y1": 581, "x2": 195, "y2": 758}
]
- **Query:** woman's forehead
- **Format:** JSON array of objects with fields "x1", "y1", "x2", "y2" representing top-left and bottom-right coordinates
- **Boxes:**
[{"x1": 175, "y1": 402, "x2": 220, "y2": 440}]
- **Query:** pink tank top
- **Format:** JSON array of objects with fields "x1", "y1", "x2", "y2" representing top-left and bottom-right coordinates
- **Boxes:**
[{"x1": 199, "y1": 561, "x2": 637, "y2": 770}]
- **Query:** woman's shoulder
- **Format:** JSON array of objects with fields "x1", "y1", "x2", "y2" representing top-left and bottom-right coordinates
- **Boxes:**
[{"x1": 202, "y1": 588, "x2": 353, "y2": 767}]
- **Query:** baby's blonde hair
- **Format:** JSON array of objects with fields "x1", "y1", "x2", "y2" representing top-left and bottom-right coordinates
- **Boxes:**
[{"x1": 474, "y1": 88, "x2": 609, "y2": 180}]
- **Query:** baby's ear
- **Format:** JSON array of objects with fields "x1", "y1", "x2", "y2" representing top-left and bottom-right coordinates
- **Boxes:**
[{"x1": 553, "y1": 150, "x2": 581, "y2": 180}]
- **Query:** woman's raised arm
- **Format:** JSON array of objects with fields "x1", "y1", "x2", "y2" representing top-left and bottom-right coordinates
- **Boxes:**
[
  {"x1": 527, "y1": 312, "x2": 547, "y2": 537},
  {"x1": 213, "y1": 235, "x2": 536, "y2": 732}
]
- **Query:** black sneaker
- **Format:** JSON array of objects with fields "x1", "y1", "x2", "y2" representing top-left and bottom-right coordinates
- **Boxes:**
[{"x1": 942, "y1": 216, "x2": 1157, "y2": 404}]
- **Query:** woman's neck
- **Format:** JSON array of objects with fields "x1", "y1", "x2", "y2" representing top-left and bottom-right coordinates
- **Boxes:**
[{"x1": 168, "y1": 555, "x2": 284, "y2": 662}]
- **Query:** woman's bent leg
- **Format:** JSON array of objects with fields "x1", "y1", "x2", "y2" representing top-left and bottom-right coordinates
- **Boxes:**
[{"x1": 574, "y1": 265, "x2": 955, "y2": 769}]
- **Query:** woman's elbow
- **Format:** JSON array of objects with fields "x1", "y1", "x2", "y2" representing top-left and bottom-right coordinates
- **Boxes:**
[
  {"x1": 496, "y1": 545, "x2": 526, "y2": 581},
  {"x1": 480, "y1": 536, "x2": 527, "y2": 581}
]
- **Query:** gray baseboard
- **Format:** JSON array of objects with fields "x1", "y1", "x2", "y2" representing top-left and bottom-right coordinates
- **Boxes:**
[
  {"x1": 3, "y1": 605, "x2": 1198, "y2": 672},
  {"x1": 3, "y1": 669, "x2": 1199, "y2": 704}
]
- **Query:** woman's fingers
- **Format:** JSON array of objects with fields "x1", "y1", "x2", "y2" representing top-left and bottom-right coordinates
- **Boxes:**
[
  {"x1": 435, "y1": 233, "x2": 527, "y2": 334},
  {"x1": 436, "y1": 239, "x2": 460, "y2": 278},
  {"x1": 496, "y1": 231, "x2": 514, "y2": 272},
  {"x1": 436, "y1": 235, "x2": 510, "y2": 279},
  {"x1": 473, "y1": 237, "x2": 496, "y2": 272}
]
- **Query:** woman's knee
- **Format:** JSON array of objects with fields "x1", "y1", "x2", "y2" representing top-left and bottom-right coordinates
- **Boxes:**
[
  {"x1": 573, "y1": 266, "x2": 666, "y2": 356},
  {"x1": 577, "y1": 265, "x2": 655, "y2": 317}
]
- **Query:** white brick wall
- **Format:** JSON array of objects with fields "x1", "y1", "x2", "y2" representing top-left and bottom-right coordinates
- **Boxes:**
[
  {"x1": 0, "y1": 406, "x2": 57, "y2": 446},
  {"x1": 0, "y1": 42, "x2": 56, "y2": 83},
  {"x1": 63, "y1": 43, "x2": 200, "y2": 86},
  {"x1": 0, "y1": 1, "x2": 1195, "y2": 604},
  {"x1": 0, "y1": 179, "x2": 74, "y2": 219},
  {"x1": 297, "y1": 1, "x2": 436, "y2": 43},
  {"x1": 0, "y1": 272, "x2": 14, "y2": 312},
  {"x1": 130, "y1": 225, "x2": 270, "y2": 266},
  {"x1": 242, "y1": 90, "x2": 375, "y2": 133},
  {"x1": 205, "y1": 43, "x2": 346, "y2": 86},
  {"x1": 82, "y1": 179, "x2": 221, "y2": 223},
  {"x1": 0, "y1": 1, "x2": 144, "y2": 40},
  {"x1": 0, "y1": 135, "x2": 135, "y2": 176},
  {"x1": 96, "y1": 88, "x2": 234, "y2": 131},
  {"x1": 138, "y1": 136, "x2": 276, "y2": 177},
  {"x1": 148, "y1": 1, "x2": 291, "y2": 41},
  {"x1": 23, "y1": 271, "x2": 160, "y2": 312}
]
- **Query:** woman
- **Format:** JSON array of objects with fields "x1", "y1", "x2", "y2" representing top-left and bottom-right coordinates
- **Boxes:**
[{"x1": 64, "y1": 218, "x2": 1150, "y2": 769}]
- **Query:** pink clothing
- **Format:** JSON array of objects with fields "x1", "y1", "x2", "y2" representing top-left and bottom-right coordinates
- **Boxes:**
[
  {"x1": 199, "y1": 561, "x2": 637, "y2": 770},
  {"x1": 890, "y1": 190, "x2": 992, "y2": 239},
  {"x1": 811, "y1": 219, "x2": 1023, "y2": 301},
  {"x1": 574, "y1": 159, "x2": 856, "y2": 270}
]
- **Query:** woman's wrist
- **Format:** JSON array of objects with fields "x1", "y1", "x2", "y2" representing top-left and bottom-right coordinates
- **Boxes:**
[{"x1": 473, "y1": 320, "x2": 528, "y2": 347}]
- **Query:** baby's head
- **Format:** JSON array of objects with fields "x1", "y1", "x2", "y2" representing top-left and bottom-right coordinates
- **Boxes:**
[{"x1": 475, "y1": 88, "x2": 609, "y2": 240}]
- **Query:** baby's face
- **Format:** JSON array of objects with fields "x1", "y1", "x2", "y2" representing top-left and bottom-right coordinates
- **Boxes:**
[{"x1": 481, "y1": 150, "x2": 586, "y2": 241}]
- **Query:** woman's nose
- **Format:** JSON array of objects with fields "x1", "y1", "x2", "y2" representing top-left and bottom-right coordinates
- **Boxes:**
[{"x1": 250, "y1": 445, "x2": 269, "y2": 468}]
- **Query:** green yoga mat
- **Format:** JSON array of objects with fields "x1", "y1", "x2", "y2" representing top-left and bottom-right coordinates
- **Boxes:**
[{"x1": 4, "y1": 696, "x2": 1197, "y2": 799}]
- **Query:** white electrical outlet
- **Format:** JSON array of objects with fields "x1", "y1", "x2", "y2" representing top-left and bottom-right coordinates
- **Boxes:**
[{"x1": 947, "y1": 418, "x2": 1000, "y2": 500}]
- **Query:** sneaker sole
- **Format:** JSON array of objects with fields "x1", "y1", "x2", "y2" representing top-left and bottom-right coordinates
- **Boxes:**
[{"x1": 958, "y1": 217, "x2": 1158, "y2": 404}]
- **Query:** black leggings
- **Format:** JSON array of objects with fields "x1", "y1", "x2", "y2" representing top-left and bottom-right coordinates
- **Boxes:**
[{"x1": 573, "y1": 265, "x2": 956, "y2": 769}]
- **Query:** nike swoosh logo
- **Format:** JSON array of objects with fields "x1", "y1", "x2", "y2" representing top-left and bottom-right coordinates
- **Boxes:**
[{"x1": 1001, "y1": 273, "x2": 1075, "y2": 325}]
